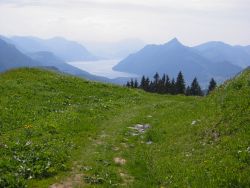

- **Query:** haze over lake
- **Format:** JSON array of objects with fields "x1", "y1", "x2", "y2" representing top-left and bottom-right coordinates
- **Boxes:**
[{"x1": 68, "y1": 59, "x2": 139, "y2": 79}]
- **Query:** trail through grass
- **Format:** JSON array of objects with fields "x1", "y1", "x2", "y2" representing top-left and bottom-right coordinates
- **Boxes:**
[{"x1": 0, "y1": 68, "x2": 249, "y2": 187}]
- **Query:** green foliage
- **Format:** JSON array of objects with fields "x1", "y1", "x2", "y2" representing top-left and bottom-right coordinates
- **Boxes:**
[
  {"x1": 175, "y1": 71, "x2": 186, "y2": 94},
  {"x1": 189, "y1": 77, "x2": 203, "y2": 96},
  {"x1": 128, "y1": 72, "x2": 204, "y2": 96},
  {"x1": 207, "y1": 78, "x2": 217, "y2": 95},
  {"x1": 0, "y1": 68, "x2": 249, "y2": 187},
  {"x1": 0, "y1": 68, "x2": 142, "y2": 187}
]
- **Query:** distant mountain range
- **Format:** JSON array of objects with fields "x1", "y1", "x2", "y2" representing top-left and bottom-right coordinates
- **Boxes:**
[
  {"x1": 1, "y1": 36, "x2": 98, "y2": 62},
  {"x1": 83, "y1": 39, "x2": 145, "y2": 59},
  {"x1": 0, "y1": 38, "x2": 42, "y2": 72},
  {"x1": 114, "y1": 38, "x2": 249, "y2": 86},
  {"x1": 1, "y1": 35, "x2": 249, "y2": 87},
  {"x1": 194, "y1": 41, "x2": 250, "y2": 68},
  {"x1": 0, "y1": 38, "x2": 109, "y2": 82}
]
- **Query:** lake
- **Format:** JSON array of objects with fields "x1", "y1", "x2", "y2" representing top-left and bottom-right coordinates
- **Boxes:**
[{"x1": 67, "y1": 59, "x2": 139, "y2": 79}]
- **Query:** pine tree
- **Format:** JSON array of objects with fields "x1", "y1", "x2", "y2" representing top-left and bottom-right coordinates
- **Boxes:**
[
  {"x1": 190, "y1": 78, "x2": 203, "y2": 96},
  {"x1": 130, "y1": 79, "x2": 134, "y2": 88},
  {"x1": 207, "y1": 78, "x2": 217, "y2": 94},
  {"x1": 159, "y1": 74, "x2": 166, "y2": 93},
  {"x1": 170, "y1": 78, "x2": 176, "y2": 94},
  {"x1": 153, "y1": 72, "x2": 160, "y2": 93},
  {"x1": 165, "y1": 75, "x2": 171, "y2": 94},
  {"x1": 145, "y1": 77, "x2": 150, "y2": 91},
  {"x1": 140, "y1": 76, "x2": 146, "y2": 89},
  {"x1": 153, "y1": 72, "x2": 160, "y2": 84},
  {"x1": 149, "y1": 81, "x2": 154, "y2": 92},
  {"x1": 134, "y1": 79, "x2": 138, "y2": 88},
  {"x1": 175, "y1": 71, "x2": 186, "y2": 94},
  {"x1": 185, "y1": 86, "x2": 191, "y2": 96},
  {"x1": 126, "y1": 81, "x2": 130, "y2": 87}
]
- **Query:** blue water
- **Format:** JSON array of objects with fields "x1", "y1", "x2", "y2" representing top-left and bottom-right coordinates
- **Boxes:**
[{"x1": 68, "y1": 59, "x2": 138, "y2": 79}]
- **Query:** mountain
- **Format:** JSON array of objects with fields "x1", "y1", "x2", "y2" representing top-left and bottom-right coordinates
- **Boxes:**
[
  {"x1": 113, "y1": 38, "x2": 242, "y2": 85},
  {"x1": 27, "y1": 51, "x2": 65, "y2": 65},
  {"x1": 43, "y1": 37, "x2": 98, "y2": 61},
  {"x1": 246, "y1": 45, "x2": 250, "y2": 52},
  {"x1": 9, "y1": 36, "x2": 98, "y2": 61},
  {"x1": 0, "y1": 38, "x2": 110, "y2": 82},
  {"x1": 243, "y1": 45, "x2": 250, "y2": 55},
  {"x1": 0, "y1": 38, "x2": 42, "y2": 72},
  {"x1": 84, "y1": 38, "x2": 145, "y2": 59},
  {"x1": 27, "y1": 50, "x2": 108, "y2": 81},
  {"x1": 194, "y1": 41, "x2": 250, "y2": 68}
]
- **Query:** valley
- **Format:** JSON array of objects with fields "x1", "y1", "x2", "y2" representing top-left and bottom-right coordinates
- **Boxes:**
[{"x1": 1, "y1": 0, "x2": 250, "y2": 187}]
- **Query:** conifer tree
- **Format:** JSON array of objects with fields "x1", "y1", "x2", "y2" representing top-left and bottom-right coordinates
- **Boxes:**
[
  {"x1": 165, "y1": 75, "x2": 171, "y2": 94},
  {"x1": 149, "y1": 81, "x2": 154, "y2": 92},
  {"x1": 162, "y1": 74, "x2": 166, "y2": 84},
  {"x1": 170, "y1": 78, "x2": 176, "y2": 94},
  {"x1": 145, "y1": 77, "x2": 150, "y2": 91},
  {"x1": 153, "y1": 72, "x2": 160, "y2": 92},
  {"x1": 190, "y1": 78, "x2": 203, "y2": 96},
  {"x1": 159, "y1": 74, "x2": 166, "y2": 93},
  {"x1": 207, "y1": 78, "x2": 217, "y2": 94},
  {"x1": 126, "y1": 81, "x2": 130, "y2": 87},
  {"x1": 153, "y1": 72, "x2": 160, "y2": 84},
  {"x1": 130, "y1": 79, "x2": 134, "y2": 88},
  {"x1": 134, "y1": 79, "x2": 138, "y2": 88},
  {"x1": 185, "y1": 86, "x2": 191, "y2": 96},
  {"x1": 140, "y1": 76, "x2": 146, "y2": 89},
  {"x1": 176, "y1": 71, "x2": 186, "y2": 94}
]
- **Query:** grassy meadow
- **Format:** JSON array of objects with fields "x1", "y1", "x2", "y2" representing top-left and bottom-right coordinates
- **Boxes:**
[{"x1": 0, "y1": 68, "x2": 249, "y2": 187}]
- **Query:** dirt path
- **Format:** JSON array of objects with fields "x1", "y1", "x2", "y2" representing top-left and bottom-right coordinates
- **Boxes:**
[{"x1": 48, "y1": 105, "x2": 147, "y2": 188}]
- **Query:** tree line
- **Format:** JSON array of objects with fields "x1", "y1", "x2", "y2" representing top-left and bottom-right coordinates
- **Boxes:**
[{"x1": 126, "y1": 71, "x2": 217, "y2": 96}]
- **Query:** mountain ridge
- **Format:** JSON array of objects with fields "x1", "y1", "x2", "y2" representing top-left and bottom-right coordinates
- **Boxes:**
[
  {"x1": 0, "y1": 38, "x2": 110, "y2": 83},
  {"x1": 2, "y1": 35, "x2": 98, "y2": 62},
  {"x1": 113, "y1": 38, "x2": 244, "y2": 85},
  {"x1": 0, "y1": 38, "x2": 43, "y2": 72}
]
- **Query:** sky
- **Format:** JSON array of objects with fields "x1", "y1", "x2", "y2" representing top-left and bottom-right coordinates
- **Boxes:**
[{"x1": 0, "y1": 0, "x2": 250, "y2": 46}]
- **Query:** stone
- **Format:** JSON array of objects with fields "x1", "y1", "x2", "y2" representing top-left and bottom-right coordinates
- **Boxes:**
[{"x1": 114, "y1": 157, "x2": 126, "y2": 165}]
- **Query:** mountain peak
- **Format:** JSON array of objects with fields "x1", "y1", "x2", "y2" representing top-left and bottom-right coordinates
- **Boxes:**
[
  {"x1": 164, "y1": 38, "x2": 183, "y2": 46},
  {"x1": 170, "y1": 37, "x2": 179, "y2": 42}
]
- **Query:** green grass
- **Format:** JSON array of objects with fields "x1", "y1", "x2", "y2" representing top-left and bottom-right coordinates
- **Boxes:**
[{"x1": 0, "y1": 68, "x2": 249, "y2": 187}]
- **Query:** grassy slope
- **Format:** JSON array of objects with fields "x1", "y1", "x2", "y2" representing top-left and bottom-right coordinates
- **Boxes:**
[{"x1": 0, "y1": 68, "x2": 249, "y2": 187}]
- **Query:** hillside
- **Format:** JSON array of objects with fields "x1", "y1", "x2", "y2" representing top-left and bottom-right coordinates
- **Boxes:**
[
  {"x1": 0, "y1": 38, "x2": 110, "y2": 82},
  {"x1": 0, "y1": 39, "x2": 42, "y2": 72},
  {"x1": 27, "y1": 51, "x2": 66, "y2": 65},
  {"x1": 5, "y1": 36, "x2": 98, "y2": 61},
  {"x1": 194, "y1": 41, "x2": 250, "y2": 68},
  {"x1": 0, "y1": 68, "x2": 249, "y2": 187},
  {"x1": 26, "y1": 51, "x2": 108, "y2": 82},
  {"x1": 113, "y1": 38, "x2": 242, "y2": 86}
]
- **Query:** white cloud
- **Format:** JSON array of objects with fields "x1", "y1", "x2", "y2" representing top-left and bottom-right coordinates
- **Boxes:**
[{"x1": 0, "y1": 0, "x2": 249, "y2": 45}]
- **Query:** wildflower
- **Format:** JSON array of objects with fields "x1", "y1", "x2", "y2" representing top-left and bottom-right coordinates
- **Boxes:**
[
  {"x1": 25, "y1": 141, "x2": 32, "y2": 146},
  {"x1": 46, "y1": 161, "x2": 51, "y2": 168},
  {"x1": 191, "y1": 120, "x2": 197, "y2": 125},
  {"x1": 246, "y1": 146, "x2": 250, "y2": 153},
  {"x1": 24, "y1": 124, "x2": 33, "y2": 129}
]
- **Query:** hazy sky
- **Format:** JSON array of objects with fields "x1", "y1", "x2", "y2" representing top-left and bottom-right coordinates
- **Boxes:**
[{"x1": 0, "y1": 0, "x2": 250, "y2": 45}]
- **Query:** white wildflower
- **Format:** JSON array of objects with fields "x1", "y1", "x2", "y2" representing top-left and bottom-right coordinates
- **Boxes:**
[
  {"x1": 25, "y1": 141, "x2": 32, "y2": 146},
  {"x1": 191, "y1": 120, "x2": 197, "y2": 125}
]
